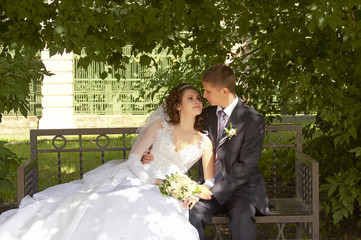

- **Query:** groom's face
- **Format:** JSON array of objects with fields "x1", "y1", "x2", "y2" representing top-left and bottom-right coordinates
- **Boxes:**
[{"x1": 202, "y1": 81, "x2": 224, "y2": 106}]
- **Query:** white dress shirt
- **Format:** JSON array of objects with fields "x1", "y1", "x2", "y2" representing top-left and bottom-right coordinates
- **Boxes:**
[{"x1": 216, "y1": 96, "x2": 239, "y2": 125}]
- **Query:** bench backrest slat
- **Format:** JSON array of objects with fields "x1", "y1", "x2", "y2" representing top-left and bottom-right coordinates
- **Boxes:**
[
  {"x1": 263, "y1": 124, "x2": 302, "y2": 198},
  {"x1": 29, "y1": 127, "x2": 138, "y2": 184},
  {"x1": 28, "y1": 125, "x2": 304, "y2": 198}
]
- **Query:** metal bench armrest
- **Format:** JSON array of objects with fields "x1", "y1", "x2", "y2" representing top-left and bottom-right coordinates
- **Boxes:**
[
  {"x1": 17, "y1": 158, "x2": 38, "y2": 205},
  {"x1": 295, "y1": 152, "x2": 319, "y2": 216}
]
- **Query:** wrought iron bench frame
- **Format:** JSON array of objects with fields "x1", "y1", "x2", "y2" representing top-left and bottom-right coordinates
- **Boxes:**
[{"x1": 17, "y1": 124, "x2": 319, "y2": 240}]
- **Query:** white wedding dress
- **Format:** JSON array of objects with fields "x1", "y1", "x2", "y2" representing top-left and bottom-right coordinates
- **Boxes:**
[{"x1": 0, "y1": 120, "x2": 209, "y2": 240}]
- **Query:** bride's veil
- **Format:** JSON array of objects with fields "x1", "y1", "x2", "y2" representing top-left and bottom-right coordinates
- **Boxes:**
[{"x1": 132, "y1": 103, "x2": 169, "y2": 146}]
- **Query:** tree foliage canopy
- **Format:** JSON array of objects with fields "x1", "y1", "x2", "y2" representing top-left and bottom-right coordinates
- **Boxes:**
[{"x1": 1, "y1": 0, "x2": 361, "y2": 228}]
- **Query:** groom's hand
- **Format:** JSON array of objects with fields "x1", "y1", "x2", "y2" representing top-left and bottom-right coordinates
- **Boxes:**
[
  {"x1": 196, "y1": 185, "x2": 212, "y2": 200},
  {"x1": 141, "y1": 148, "x2": 154, "y2": 164}
]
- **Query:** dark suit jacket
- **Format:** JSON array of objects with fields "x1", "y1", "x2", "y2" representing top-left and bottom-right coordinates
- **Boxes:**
[{"x1": 200, "y1": 99, "x2": 269, "y2": 215}]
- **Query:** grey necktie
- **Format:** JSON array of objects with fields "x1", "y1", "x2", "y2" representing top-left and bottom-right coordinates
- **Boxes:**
[{"x1": 215, "y1": 110, "x2": 226, "y2": 182}]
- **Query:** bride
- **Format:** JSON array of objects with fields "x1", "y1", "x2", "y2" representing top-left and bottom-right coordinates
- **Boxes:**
[{"x1": 0, "y1": 83, "x2": 215, "y2": 240}]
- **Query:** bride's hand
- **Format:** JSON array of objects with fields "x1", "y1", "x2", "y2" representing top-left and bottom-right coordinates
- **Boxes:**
[
  {"x1": 146, "y1": 178, "x2": 163, "y2": 185},
  {"x1": 155, "y1": 178, "x2": 163, "y2": 185},
  {"x1": 182, "y1": 198, "x2": 198, "y2": 209}
]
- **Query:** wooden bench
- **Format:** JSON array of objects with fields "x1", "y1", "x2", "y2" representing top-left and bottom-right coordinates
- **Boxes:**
[{"x1": 17, "y1": 124, "x2": 319, "y2": 240}]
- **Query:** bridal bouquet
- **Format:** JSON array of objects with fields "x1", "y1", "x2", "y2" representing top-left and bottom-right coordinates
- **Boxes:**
[{"x1": 159, "y1": 173, "x2": 201, "y2": 200}]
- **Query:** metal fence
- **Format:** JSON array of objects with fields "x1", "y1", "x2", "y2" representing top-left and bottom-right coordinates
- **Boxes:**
[
  {"x1": 73, "y1": 46, "x2": 171, "y2": 115},
  {"x1": 4, "y1": 80, "x2": 42, "y2": 117}
]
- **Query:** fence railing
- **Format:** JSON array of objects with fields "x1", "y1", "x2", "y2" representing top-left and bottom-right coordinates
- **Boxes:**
[
  {"x1": 73, "y1": 46, "x2": 171, "y2": 115},
  {"x1": 4, "y1": 80, "x2": 42, "y2": 117}
]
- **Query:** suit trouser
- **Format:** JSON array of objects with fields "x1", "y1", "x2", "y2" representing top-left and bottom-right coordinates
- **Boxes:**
[{"x1": 189, "y1": 196, "x2": 257, "y2": 240}]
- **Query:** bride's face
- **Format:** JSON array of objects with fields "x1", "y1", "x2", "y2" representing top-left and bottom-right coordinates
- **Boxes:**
[{"x1": 178, "y1": 89, "x2": 203, "y2": 116}]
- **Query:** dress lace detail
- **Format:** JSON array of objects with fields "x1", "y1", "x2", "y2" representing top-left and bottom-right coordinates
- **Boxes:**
[
  {"x1": 200, "y1": 133, "x2": 210, "y2": 152},
  {"x1": 149, "y1": 120, "x2": 205, "y2": 176}
]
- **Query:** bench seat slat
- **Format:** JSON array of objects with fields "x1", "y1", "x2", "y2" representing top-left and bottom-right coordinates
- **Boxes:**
[
  {"x1": 268, "y1": 198, "x2": 311, "y2": 215},
  {"x1": 211, "y1": 198, "x2": 312, "y2": 224}
]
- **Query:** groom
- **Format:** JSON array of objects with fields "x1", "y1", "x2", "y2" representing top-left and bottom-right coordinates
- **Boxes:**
[{"x1": 189, "y1": 64, "x2": 269, "y2": 240}]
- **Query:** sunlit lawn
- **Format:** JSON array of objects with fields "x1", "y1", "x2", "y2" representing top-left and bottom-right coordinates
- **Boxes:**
[{"x1": 5, "y1": 135, "x2": 136, "y2": 195}]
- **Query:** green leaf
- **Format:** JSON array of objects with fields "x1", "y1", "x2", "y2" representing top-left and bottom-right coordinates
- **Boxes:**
[
  {"x1": 355, "y1": 61, "x2": 361, "y2": 76},
  {"x1": 140, "y1": 55, "x2": 152, "y2": 65},
  {"x1": 349, "y1": 147, "x2": 361, "y2": 158},
  {"x1": 306, "y1": 18, "x2": 317, "y2": 33},
  {"x1": 0, "y1": 144, "x2": 21, "y2": 199},
  {"x1": 334, "y1": 133, "x2": 350, "y2": 146},
  {"x1": 167, "y1": 33, "x2": 175, "y2": 41},
  {"x1": 325, "y1": 177, "x2": 340, "y2": 185},
  {"x1": 327, "y1": 14, "x2": 343, "y2": 31},
  {"x1": 316, "y1": 15, "x2": 326, "y2": 29},
  {"x1": 348, "y1": 125, "x2": 357, "y2": 140},
  {"x1": 333, "y1": 210, "x2": 343, "y2": 224},
  {"x1": 323, "y1": 203, "x2": 330, "y2": 215},
  {"x1": 328, "y1": 185, "x2": 337, "y2": 197},
  {"x1": 114, "y1": 73, "x2": 121, "y2": 80},
  {"x1": 100, "y1": 71, "x2": 108, "y2": 79},
  {"x1": 54, "y1": 25, "x2": 65, "y2": 35},
  {"x1": 344, "y1": 171, "x2": 356, "y2": 185},
  {"x1": 341, "y1": 207, "x2": 348, "y2": 218},
  {"x1": 342, "y1": 199, "x2": 354, "y2": 214},
  {"x1": 320, "y1": 183, "x2": 330, "y2": 192}
]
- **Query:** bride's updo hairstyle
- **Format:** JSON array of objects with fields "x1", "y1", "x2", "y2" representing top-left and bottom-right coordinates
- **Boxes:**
[{"x1": 164, "y1": 83, "x2": 204, "y2": 131}]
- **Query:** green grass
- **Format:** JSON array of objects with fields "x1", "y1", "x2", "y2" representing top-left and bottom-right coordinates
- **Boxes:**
[{"x1": 4, "y1": 135, "x2": 137, "y2": 200}]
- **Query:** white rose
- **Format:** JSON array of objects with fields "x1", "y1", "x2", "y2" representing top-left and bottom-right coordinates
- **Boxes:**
[
  {"x1": 170, "y1": 181, "x2": 178, "y2": 189},
  {"x1": 229, "y1": 128, "x2": 237, "y2": 136},
  {"x1": 172, "y1": 190, "x2": 182, "y2": 198}
]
